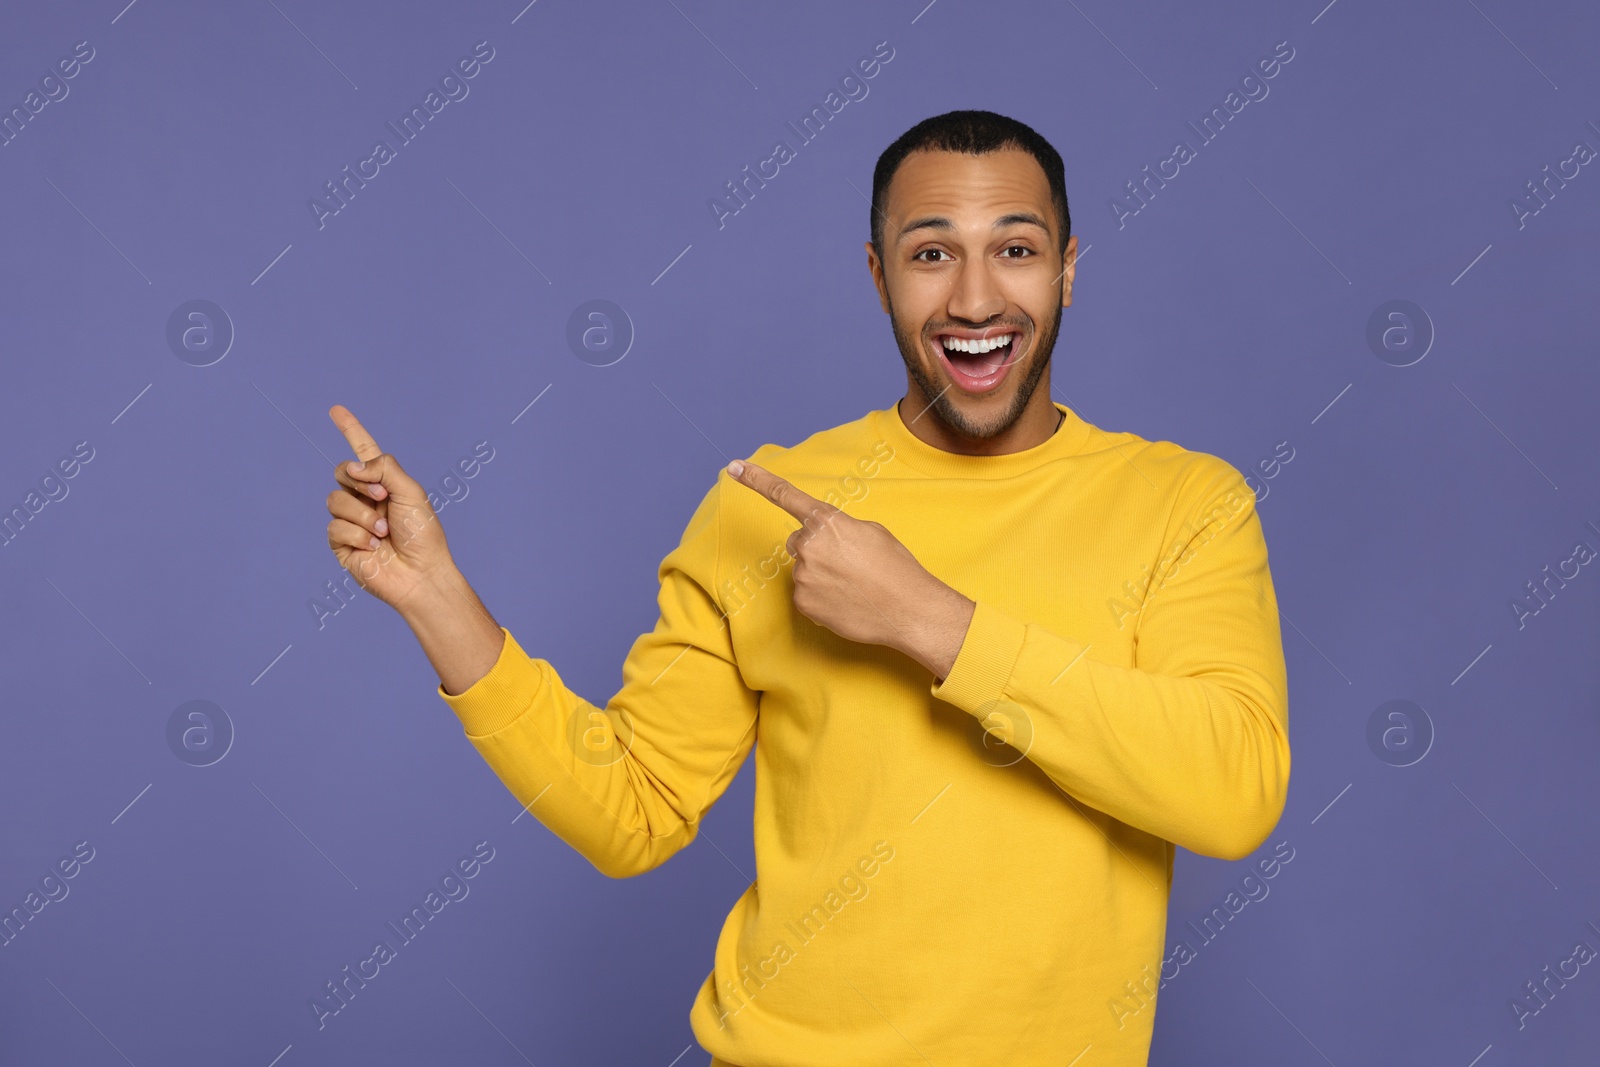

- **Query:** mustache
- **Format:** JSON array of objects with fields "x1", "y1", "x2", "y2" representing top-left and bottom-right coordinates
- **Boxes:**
[{"x1": 924, "y1": 320, "x2": 1030, "y2": 337}]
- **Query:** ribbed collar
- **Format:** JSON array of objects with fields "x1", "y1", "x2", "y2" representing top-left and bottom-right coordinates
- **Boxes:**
[{"x1": 869, "y1": 397, "x2": 1095, "y2": 479}]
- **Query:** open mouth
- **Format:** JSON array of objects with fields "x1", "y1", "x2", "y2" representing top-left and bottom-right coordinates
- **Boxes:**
[{"x1": 932, "y1": 329, "x2": 1022, "y2": 394}]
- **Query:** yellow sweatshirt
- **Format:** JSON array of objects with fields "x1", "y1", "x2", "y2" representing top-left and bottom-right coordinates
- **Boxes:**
[{"x1": 437, "y1": 399, "x2": 1290, "y2": 1066}]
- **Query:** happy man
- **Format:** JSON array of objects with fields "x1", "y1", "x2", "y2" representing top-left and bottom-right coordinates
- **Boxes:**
[{"x1": 323, "y1": 109, "x2": 1290, "y2": 1066}]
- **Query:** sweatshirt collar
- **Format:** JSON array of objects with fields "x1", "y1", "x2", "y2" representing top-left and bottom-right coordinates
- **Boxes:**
[{"x1": 870, "y1": 396, "x2": 1095, "y2": 479}]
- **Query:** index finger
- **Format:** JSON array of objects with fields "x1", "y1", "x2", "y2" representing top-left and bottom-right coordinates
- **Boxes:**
[
  {"x1": 727, "y1": 460, "x2": 837, "y2": 527},
  {"x1": 329, "y1": 404, "x2": 382, "y2": 463}
]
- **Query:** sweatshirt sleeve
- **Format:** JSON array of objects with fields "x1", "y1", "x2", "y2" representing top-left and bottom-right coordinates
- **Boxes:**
[
  {"x1": 437, "y1": 474, "x2": 759, "y2": 878},
  {"x1": 928, "y1": 459, "x2": 1290, "y2": 861}
]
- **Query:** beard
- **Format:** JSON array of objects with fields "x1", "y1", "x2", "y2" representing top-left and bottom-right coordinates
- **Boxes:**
[{"x1": 888, "y1": 287, "x2": 1062, "y2": 440}]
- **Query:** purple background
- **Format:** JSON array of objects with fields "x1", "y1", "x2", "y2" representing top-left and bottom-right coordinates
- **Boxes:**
[{"x1": 3, "y1": 0, "x2": 1597, "y2": 1064}]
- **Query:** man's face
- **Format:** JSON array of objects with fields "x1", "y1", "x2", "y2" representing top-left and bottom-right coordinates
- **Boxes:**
[{"x1": 867, "y1": 147, "x2": 1075, "y2": 440}]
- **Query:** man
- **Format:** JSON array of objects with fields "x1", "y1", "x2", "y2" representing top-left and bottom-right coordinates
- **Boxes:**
[{"x1": 323, "y1": 109, "x2": 1290, "y2": 1066}]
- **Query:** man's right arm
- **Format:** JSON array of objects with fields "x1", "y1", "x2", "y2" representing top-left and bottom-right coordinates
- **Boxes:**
[
  {"x1": 397, "y1": 565, "x2": 507, "y2": 698},
  {"x1": 323, "y1": 405, "x2": 759, "y2": 880},
  {"x1": 423, "y1": 475, "x2": 761, "y2": 879}
]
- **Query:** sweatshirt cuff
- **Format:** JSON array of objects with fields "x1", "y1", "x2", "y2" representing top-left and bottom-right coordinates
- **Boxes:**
[
  {"x1": 929, "y1": 600, "x2": 1028, "y2": 715},
  {"x1": 436, "y1": 627, "x2": 544, "y2": 737}
]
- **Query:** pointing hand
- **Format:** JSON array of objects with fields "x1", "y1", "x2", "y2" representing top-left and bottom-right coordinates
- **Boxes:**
[
  {"x1": 724, "y1": 459, "x2": 974, "y2": 678},
  {"x1": 325, "y1": 404, "x2": 454, "y2": 611}
]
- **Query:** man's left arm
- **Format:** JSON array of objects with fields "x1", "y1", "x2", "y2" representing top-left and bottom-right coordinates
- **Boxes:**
[
  {"x1": 927, "y1": 465, "x2": 1291, "y2": 861},
  {"x1": 724, "y1": 457, "x2": 1291, "y2": 862}
]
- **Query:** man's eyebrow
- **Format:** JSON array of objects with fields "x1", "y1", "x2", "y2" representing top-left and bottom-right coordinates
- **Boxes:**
[
  {"x1": 994, "y1": 211, "x2": 1052, "y2": 233},
  {"x1": 896, "y1": 211, "x2": 1053, "y2": 243}
]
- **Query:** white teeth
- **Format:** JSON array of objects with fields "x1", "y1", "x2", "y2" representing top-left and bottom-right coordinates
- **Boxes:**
[{"x1": 941, "y1": 333, "x2": 1013, "y2": 354}]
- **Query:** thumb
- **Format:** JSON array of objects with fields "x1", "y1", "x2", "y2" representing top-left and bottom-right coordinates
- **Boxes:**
[{"x1": 348, "y1": 452, "x2": 431, "y2": 514}]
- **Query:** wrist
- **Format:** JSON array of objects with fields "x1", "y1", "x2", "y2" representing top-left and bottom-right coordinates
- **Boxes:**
[
  {"x1": 395, "y1": 562, "x2": 473, "y2": 629},
  {"x1": 395, "y1": 563, "x2": 507, "y2": 697},
  {"x1": 900, "y1": 579, "x2": 974, "y2": 681}
]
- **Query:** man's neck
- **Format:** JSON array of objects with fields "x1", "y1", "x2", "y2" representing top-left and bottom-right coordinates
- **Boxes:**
[{"x1": 896, "y1": 388, "x2": 1062, "y2": 457}]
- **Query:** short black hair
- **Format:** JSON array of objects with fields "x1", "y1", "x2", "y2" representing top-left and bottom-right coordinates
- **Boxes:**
[{"x1": 870, "y1": 109, "x2": 1070, "y2": 258}]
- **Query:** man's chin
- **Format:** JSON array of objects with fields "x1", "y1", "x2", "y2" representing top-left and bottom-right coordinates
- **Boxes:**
[{"x1": 922, "y1": 372, "x2": 1028, "y2": 439}]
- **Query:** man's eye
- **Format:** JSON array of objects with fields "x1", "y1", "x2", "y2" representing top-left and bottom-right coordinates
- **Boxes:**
[
  {"x1": 1001, "y1": 245, "x2": 1033, "y2": 258},
  {"x1": 914, "y1": 249, "x2": 952, "y2": 263}
]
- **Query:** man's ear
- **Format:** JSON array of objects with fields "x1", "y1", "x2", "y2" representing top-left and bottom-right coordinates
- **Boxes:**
[
  {"x1": 865, "y1": 240, "x2": 891, "y2": 314},
  {"x1": 1060, "y1": 233, "x2": 1078, "y2": 309}
]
